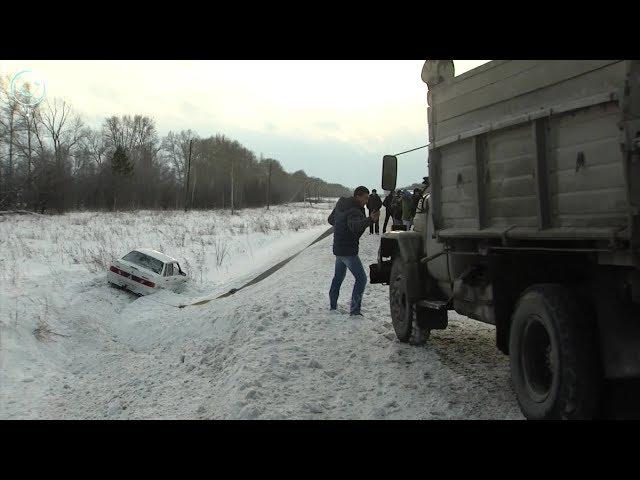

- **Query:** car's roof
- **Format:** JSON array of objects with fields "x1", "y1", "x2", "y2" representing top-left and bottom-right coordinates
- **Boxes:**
[{"x1": 131, "y1": 248, "x2": 177, "y2": 264}]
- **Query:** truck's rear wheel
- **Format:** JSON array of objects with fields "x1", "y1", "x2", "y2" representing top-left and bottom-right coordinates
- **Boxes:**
[
  {"x1": 389, "y1": 257, "x2": 430, "y2": 345},
  {"x1": 509, "y1": 284, "x2": 601, "y2": 420}
]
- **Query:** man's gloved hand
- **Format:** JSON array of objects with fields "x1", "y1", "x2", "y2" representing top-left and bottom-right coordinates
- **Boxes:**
[{"x1": 370, "y1": 210, "x2": 380, "y2": 222}]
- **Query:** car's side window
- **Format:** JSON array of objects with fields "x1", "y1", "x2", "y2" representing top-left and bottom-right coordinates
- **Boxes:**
[{"x1": 165, "y1": 263, "x2": 174, "y2": 276}]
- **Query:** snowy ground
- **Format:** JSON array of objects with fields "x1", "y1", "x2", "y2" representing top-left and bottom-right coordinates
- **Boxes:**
[{"x1": 0, "y1": 203, "x2": 523, "y2": 419}]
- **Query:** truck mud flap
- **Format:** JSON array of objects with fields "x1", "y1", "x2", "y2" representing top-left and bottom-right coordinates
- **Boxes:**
[
  {"x1": 369, "y1": 262, "x2": 391, "y2": 284},
  {"x1": 415, "y1": 300, "x2": 449, "y2": 330}
]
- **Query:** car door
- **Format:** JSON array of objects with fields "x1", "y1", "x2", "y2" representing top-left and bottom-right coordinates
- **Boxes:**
[
  {"x1": 161, "y1": 262, "x2": 180, "y2": 288},
  {"x1": 159, "y1": 261, "x2": 171, "y2": 289},
  {"x1": 165, "y1": 262, "x2": 188, "y2": 288},
  {"x1": 174, "y1": 262, "x2": 187, "y2": 283}
]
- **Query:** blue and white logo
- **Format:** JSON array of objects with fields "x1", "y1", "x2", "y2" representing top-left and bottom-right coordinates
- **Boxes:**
[{"x1": 9, "y1": 70, "x2": 46, "y2": 107}]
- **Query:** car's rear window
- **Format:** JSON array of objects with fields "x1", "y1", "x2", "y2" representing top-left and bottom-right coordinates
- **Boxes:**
[{"x1": 122, "y1": 251, "x2": 164, "y2": 275}]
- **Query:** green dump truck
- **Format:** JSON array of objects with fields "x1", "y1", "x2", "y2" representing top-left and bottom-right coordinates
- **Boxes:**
[{"x1": 370, "y1": 60, "x2": 640, "y2": 419}]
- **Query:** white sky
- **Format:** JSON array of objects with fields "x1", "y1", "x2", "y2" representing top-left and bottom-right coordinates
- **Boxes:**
[{"x1": 0, "y1": 60, "x2": 490, "y2": 190}]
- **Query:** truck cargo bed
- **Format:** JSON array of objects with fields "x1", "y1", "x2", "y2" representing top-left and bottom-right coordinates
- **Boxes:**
[{"x1": 427, "y1": 60, "x2": 639, "y2": 254}]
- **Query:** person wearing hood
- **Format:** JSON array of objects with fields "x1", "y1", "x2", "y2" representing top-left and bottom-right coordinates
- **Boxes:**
[{"x1": 327, "y1": 186, "x2": 380, "y2": 316}]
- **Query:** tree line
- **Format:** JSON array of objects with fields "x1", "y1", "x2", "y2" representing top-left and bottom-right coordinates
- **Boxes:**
[{"x1": 0, "y1": 74, "x2": 351, "y2": 213}]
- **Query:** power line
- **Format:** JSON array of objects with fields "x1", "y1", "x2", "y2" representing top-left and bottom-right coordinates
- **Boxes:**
[{"x1": 393, "y1": 144, "x2": 429, "y2": 156}]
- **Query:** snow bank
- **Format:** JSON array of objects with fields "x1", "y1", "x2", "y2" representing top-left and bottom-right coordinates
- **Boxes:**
[
  {"x1": 0, "y1": 203, "x2": 335, "y2": 418},
  {"x1": 1, "y1": 201, "x2": 523, "y2": 419}
]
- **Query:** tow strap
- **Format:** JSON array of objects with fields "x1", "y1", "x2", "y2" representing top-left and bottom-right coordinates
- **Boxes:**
[{"x1": 178, "y1": 226, "x2": 334, "y2": 308}]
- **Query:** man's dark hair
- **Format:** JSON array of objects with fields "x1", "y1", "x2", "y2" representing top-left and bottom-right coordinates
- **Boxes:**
[
  {"x1": 353, "y1": 186, "x2": 370, "y2": 197},
  {"x1": 372, "y1": 189, "x2": 377, "y2": 193}
]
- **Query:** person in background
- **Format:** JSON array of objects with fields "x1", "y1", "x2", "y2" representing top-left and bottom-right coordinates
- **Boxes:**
[
  {"x1": 411, "y1": 188, "x2": 422, "y2": 218},
  {"x1": 414, "y1": 177, "x2": 431, "y2": 216},
  {"x1": 382, "y1": 190, "x2": 394, "y2": 233},
  {"x1": 401, "y1": 189, "x2": 414, "y2": 230},
  {"x1": 327, "y1": 186, "x2": 380, "y2": 316},
  {"x1": 366, "y1": 188, "x2": 382, "y2": 234},
  {"x1": 391, "y1": 190, "x2": 404, "y2": 227}
]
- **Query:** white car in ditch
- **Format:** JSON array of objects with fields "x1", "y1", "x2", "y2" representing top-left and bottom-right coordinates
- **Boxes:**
[{"x1": 107, "y1": 248, "x2": 187, "y2": 295}]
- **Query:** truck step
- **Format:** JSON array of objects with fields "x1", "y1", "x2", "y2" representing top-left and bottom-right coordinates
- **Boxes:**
[{"x1": 416, "y1": 299, "x2": 448, "y2": 311}]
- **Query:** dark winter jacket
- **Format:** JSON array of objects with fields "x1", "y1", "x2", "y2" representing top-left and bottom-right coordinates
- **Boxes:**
[
  {"x1": 401, "y1": 191, "x2": 414, "y2": 221},
  {"x1": 390, "y1": 193, "x2": 403, "y2": 220},
  {"x1": 366, "y1": 193, "x2": 382, "y2": 213},
  {"x1": 382, "y1": 194, "x2": 393, "y2": 209},
  {"x1": 328, "y1": 197, "x2": 372, "y2": 256}
]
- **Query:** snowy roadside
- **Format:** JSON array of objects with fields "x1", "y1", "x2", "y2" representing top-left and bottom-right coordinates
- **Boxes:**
[
  {"x1": 0, "y1": 203, "x2": 335, "y2": 418},
  {"x1": 1, "y1": 203, "x2": 523, "y2": 419}
]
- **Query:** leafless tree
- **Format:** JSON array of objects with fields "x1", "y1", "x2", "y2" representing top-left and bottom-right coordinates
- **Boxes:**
[
  {"x1": 85, "y1": 127, "x2": 108, "y2": 168},
  {"x1": 38, "y1": 98, "x2": 85, "y2": 211},
  {"x1": 0, "y1": 71, "x2": 351, "y2": 213},
  {"x1": 161, "y1": 129, "x2": 198, "y2": 186},
  {"x1": 0, "y1": 77, "x2": 20, "y2": 207}
]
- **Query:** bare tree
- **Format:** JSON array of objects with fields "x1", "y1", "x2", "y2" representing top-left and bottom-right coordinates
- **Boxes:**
[
  {"x1": 13, "y1": 103, "x2": 46, "y2": 208},
  {"x1": 38, "y1": 98, "x2": 85, "y2": 212},
  {"x1": 0, "y1": 73, "x2": 352, "y2": 212},
  {"x1": 0, "y1": 77, "x2": 20, "y2": 208},
  {"x1": 161, "y1": 129, "x2": 197, "y2": 185},
  {"x1": 85, "y1": 127, "x2": 108, "y2": 168}
]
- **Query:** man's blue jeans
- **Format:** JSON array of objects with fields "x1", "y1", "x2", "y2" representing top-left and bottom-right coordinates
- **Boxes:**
[{"x1": 329, "y1": 255, "x2": 367, "y2": 314}]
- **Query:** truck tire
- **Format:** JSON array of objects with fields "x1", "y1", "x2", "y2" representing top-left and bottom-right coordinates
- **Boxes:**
[
  {"x1": 509, "y1": 284, "x2": 601, "y2": 420},
  {"x1": 389, "y1": 257, "x2": 430, "y2": 345}
]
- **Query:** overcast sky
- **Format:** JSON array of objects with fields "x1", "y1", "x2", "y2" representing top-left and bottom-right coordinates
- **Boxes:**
[{"x1": 0, "y1": 60, "x2": 490, "y2": 191}]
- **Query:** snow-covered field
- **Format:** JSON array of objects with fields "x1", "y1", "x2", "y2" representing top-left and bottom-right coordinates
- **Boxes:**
[{"x1": 0, "y1": 202, "x2": 523, "y2": 419}]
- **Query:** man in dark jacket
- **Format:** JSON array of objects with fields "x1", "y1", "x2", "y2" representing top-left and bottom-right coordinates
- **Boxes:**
[
  {"x1": 327, "y1": 186, "x2": 380, "y2": 316},
  {"x1": 391, "y1": 190, "x2": 404, "y2": 227},
  {"x1": 382, "y1": 191, "x2": 393, "y2": 233},
  {"x1": 366, "y1": 188, "x2": 383, "y2": 234}
]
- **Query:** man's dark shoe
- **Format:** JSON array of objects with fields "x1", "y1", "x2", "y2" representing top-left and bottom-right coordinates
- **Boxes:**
[{"x1": 350, "y1": 312, "x2": 363, "y2": 317}]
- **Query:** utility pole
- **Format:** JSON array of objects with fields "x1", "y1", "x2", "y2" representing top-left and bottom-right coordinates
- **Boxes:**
[
  {"x1": 191, "y1": 162, "x2": 197, "y2": 208},
  {"x1": 266, "y1": 159, "x2": 272, "y2": 210},
  {"x1": 184, "y1": 139, "x2": 193, "y2": 213},
  {"x1": 230, "y1": 156, "x2": 235, "y2": 215}
]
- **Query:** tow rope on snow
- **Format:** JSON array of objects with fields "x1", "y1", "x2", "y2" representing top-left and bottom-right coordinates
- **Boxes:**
[{"x1": 177, "y1": 226, "x2": 334, "y2": 308}]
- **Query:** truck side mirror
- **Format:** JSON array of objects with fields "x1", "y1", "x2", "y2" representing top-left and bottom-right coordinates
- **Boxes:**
[{"x1": 382, "y1": 155, "x2": 397, "y2": 192}]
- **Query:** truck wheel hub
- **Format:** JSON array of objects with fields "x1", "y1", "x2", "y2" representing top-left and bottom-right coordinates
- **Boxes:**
[{"x1": 521, "y1": 318, "x2": 554, "y2": 403}]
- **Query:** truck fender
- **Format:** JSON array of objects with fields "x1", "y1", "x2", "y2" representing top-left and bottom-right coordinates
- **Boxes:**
[
  {"x1": 379, "y1": 231, "x2": 424, "y2": 262},
  {"x1": 374, "y1": 232, "x2": 425, "y2": 299}
]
